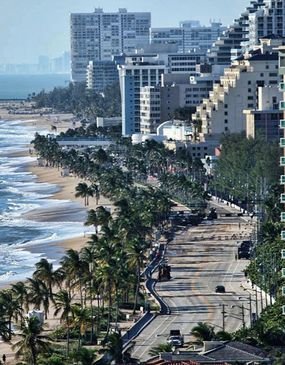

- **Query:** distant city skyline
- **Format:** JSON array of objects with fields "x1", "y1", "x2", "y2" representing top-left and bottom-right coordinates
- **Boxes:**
[{"x1": 0, "y1": 0, "x2": 249, "y2": 64}]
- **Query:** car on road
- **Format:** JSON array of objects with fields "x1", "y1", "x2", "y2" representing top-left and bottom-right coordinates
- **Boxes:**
[
  {"x1": 215, "y1": 285, "x2": 226, "y2": 293},
  {"x1": 167, "y1": 335, "x2": 184, "y2": 347},
  {"x1": 167, "y1": 330, "x2": 184, "y2": 347}
]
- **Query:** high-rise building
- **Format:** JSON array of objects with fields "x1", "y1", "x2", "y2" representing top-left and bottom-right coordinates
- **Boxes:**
[
  {"x1": 208, "y1": 0, "x2": 285, "y2": 66},
  {"x1": 277, "y1": 45, "x2": 285, "y2": 315},
  {"x1": 193, "y1": 38, "x2": 282, "y2": 138},
  {"x1": 245, "y1": 0, "x2": 285, "y2": 50},
  {"x1": 86, "y1": 56, "x2": 125, "y2": 93},
  {"x1": 139, "y1": 71, "x2": 218, "y2": 135},
  {"x1": 150, "y1": 21, "x2": 225, "y2": 54},
  {"x1": 118, "y1": 54, "x2": 166, "y2": 136},
  {"x1": 245, "y1": 86, "x2": 282, "y2": 141},
  {"x1": 70, "y1": 8, "x2": 151, "y2": 82},
  {"x1": 150, "y1": 28, "x2": 184, "y2": 50}
]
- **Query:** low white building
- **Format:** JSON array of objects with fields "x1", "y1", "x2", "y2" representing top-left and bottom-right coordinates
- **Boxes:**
[{"x1": 157, "y1": 120, "x2": 193, "y2": 141}]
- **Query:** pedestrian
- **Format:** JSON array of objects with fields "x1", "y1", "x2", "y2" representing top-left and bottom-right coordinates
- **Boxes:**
[
  {"x1": 238, "y1": 222, "x2": 241, "y2": 230},
  {"x1": 2, "y1": 354, "x2": 6, "y2": 363},
  {"x1": 235, "y1": 253, "x2": 238, "y2": 261}
]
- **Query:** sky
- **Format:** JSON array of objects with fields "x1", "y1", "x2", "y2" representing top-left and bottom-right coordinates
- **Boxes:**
[{"x1": 0, "y1": 0, "x2": 250, "y2": 64}]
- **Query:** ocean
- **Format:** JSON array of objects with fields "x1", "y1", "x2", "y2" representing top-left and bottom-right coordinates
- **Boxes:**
[
  {"x1": 0, "y1": 74, "x2": 70, "y2": 100},
  {"x1": 0, "y1": 119, "x2": 85, "y2": 284}
]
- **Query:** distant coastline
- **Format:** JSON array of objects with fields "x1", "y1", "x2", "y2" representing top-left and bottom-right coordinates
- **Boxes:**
[{"x1": 0, "y1": 73, "x2": 70, "y2": 100}]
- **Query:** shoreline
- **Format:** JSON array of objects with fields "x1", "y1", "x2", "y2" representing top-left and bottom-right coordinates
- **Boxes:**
[{"x1": 0, "y1": 112, "x2": 96, "y2": 288}]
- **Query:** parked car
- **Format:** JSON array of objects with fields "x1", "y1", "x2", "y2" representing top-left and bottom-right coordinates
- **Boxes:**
[{"x1": 215, "y1": 285, "x2": 226, "y2": 293}]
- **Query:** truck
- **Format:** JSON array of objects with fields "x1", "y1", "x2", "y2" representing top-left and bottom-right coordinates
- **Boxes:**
[{"x1": 167, "y1": 329, "x2": 184, "y2": 347}]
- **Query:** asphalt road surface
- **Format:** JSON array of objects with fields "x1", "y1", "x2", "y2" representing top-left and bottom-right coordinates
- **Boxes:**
[{"x1": 131, "y1": 200, "x2": 256, "y2": 361}]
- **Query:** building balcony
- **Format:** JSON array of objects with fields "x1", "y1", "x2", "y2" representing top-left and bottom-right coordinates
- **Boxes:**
[
  {"x1": 280, "y1": 120, "x2": 285, "y2": 129},
  {"x1": 282, "y1": 287, "x2": 285, "y2": 296},
  {"x1": 280, "y1": 157, "x2": 285, "y2": 166},
  {"x1": 282, "y1": 249, "x2": 285, "y2": 259},
  {"x1": 280, "y1": 101, "x2": 285, "y2": 110},
  {"x1": 281, "y1": 194, "x2": 285, "y2": 203},
  {"x1": 283, "y1": 306, "x2": 285, "y2": 315},
  {"x1": 280, "y1": 138, "x2": 285, "y2": 147},
  {"x1": 281, "y1": 231, "x2": 285, "y2": 240},
  {"x1": 280, "y1": 175, "x2": 285, "y2": 184},
  {"x1": 282, "y1": 213, "x2": 285, "y2": 222},
  {"x1": 282, "y1": 268, "x2": 285, "y2": 277}
]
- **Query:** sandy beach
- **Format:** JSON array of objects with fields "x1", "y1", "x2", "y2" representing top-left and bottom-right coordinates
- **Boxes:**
[
  {"x1": 0, "y1": 111, "x2": 112, "y2": 363},
  {"x1": 0, "y1": 109, "x2": 113, "y2": 277}
]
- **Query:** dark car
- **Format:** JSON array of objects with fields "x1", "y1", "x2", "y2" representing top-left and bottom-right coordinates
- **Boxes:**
[{"x1": 215, "y1": 285, "x2": 226, "y2": 293}]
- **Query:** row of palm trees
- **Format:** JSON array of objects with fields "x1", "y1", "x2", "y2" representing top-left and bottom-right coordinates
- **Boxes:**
[{"x1": 9, "y1": 133, "x2": 179, "y2": 364}]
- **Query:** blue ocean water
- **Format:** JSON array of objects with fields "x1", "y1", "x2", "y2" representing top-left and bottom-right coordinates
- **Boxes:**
[
  {"x1": 0, "y1": 74, "x2": 70, "y2": 99},
  {"x1": 0, "y1": 120, "x2": 85, "y2": 283}
]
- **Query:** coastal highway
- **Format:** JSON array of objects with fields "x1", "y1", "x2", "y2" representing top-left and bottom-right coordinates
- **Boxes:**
[{"x1": 131, "y1": 200, "x2": 256, "y2": 362}]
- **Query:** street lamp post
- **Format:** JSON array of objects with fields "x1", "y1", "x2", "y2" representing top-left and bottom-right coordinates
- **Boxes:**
[
  {"x1": 241, "y1": 303, "x2": 245, "y2": 329},
  {"x1": 255, "y1": 288, "x2": 259, "y2": 320},
  {"x1": 221, "y1": 304, "x2": 226, "y2": 332},
  {"x1": 249, "y1": 294, "x2": 252, "y2": 326},
  {"x1": 260, "y1": 289, "x2": 264, "y2": 312}
]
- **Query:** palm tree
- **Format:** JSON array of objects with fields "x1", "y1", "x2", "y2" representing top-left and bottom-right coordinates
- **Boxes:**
[
  {"x1": 27, "y1": 278, "x2": 50, "y2": 320},
  {"x1": 54, "y1": 289, "x2": 74, "y2": 356},
  {"x1": 0, "y1": 289, "x2": 23, "y2": 339},
  {"x1": 85, "y1": 209, "x2": 100, "y2": 234},
  {"x1": 75, "y1": 182, "x2": 90, "y2": 206},
  {"x1": 33, "y1": 258, "x2": 55, "y2": 300},
  {"x1": 126, "y1": 238, "x2": 148, "y2": 314},
  {"x1": 149, "y1": 343, "x2": 173, "y2": 356},
  {"x1": 96, "y1": 263, "x2": 115, "y2": 335},
  {"x1": 191, "y1": 322, "x2": 215, "y2": 343},
  {"x1": 11, "y1": 281, "x2": 29, "y2": 313},
  {"x1": 85, "y1": 206, "x2": 111, "y2": 234},
  {"x1": 13, "y1": 317, "x2": 50, "y2": 365},
  {"x1": 70, "y1": 347, "x2": 97, "y2": 365},
  {"x1": 215, "y1": 331, "x2": 232, "y2": 341},
  {"x1": 91, "y1": 183, "x2": 100, "y2": 205},
  {"x1": 104, "y1": 333, "x2": 123, "y2": 364},
  {"x1": 60, "y1": 249, "x2": 85, "y2": 303},
  {"x1": 71, "y1": 304, "x2": 90, "y2": 349}
]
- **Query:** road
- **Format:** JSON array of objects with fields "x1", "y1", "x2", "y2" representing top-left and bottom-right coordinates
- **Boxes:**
[{"x1": 131, "y1": 200, "x2": 256, "y2": 361}]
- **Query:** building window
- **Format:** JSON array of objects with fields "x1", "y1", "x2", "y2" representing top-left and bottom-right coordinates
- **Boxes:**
[{"x1": 225, "y1": 119, "x2": 228, "y2": 124}]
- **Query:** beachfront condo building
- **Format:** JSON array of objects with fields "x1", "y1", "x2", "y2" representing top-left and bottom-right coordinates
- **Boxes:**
[
  {"x1": 150, "y1": 21, "x2": 225, "y2": 54},
  {"x1": 208, "y1": 0, "x2": 285, "y2": 65},
  {"x1": 192, "y1": 37, "x2": 282, "y2": 139},
  {"x1": 71, "y1": 8, "x2": 151, "y2": 82},
  {"x1": 279, "y1": 46, "x2": 285, "y2": 315},
  {"x1": 118, "y1": 54, "x2": 166, "y2": 136}
]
